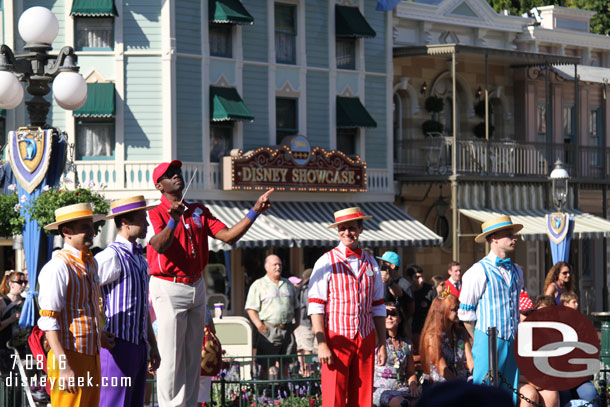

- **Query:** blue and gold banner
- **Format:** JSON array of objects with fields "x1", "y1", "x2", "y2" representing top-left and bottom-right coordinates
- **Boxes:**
[
  {"x1": 546, "y1": 212, "x2": 574, "y2": 264},
  {"x1": 7, "y1": 127, "x2": 54, "y2": 193}
]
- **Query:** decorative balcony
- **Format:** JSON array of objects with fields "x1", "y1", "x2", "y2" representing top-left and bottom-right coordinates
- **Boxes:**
[
  {"x1": 75, "y1": 161, "x2": 393, "y2": 197},
  {"x1": 394, "y1": 137, "x2": 609, "y2": 181}
]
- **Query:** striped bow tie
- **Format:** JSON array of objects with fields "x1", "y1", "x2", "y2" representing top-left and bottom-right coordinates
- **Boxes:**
[{"x1": 495, "y1": 257, "x2": 512, "y2": 269}]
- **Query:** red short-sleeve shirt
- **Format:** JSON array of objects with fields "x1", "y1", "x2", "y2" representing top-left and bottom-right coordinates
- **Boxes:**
[{"x1": 147, "y1": 196, "x2": 227, "y2": 278}]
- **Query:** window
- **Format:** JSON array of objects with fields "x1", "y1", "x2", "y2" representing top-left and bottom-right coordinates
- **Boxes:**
[
  {"x1": 276, "y1": 97, "x2": 298, "y2": 144},
  {"x1": 336, "y1": 38, "x2": 355, "y2": 69},
  {"x1": 210, "y1": 124, "x2": 233, "y2": 163},
  {"x1": 563, "y1": 105, "x2": 575, "y2": 165},
  {"x1": 590, "y1": 107, "x2": 602, "y2": 167},
  {"x1": 75, "y1": 120, "x2": 115, "y2": 160},
  {"x1": 75, "y1": 18, "x2": 113, "y2": 51},
  {"x1": 275, "y1": 3, "x2": 296, "y2": 64},
  {"x1": 337, "y1": 128, "x2": 358, "y2": 156},
  {"x1": 209, "y1": 23, "x2": 232, "y2": 58}
]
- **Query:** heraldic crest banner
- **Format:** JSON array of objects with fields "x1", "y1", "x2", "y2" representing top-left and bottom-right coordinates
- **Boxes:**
[
  {"x1": 8, "y1": 127, "x2": 54, "y2": 193},
  {"x1": 546, "y1": 212, "x2": 574, "y2": 264}
]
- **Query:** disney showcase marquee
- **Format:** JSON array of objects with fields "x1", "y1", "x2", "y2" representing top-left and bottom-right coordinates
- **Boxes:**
[{"x1": 222, "y1": 136, "x2": 367, "y2": 192}]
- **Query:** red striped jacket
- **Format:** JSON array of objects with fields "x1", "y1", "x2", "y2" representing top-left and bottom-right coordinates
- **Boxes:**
[{"x1": 309, "y1": 246, "x2": 384, "y2": 338}]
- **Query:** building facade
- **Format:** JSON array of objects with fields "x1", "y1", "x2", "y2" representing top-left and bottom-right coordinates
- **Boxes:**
[{"x1": 392, "y1": 0, "x2": 610, "y2": 312}]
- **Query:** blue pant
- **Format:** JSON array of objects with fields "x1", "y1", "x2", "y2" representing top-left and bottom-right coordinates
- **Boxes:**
[{"x1": 472, "y1": 329, "x2": 519, "y2": 405}]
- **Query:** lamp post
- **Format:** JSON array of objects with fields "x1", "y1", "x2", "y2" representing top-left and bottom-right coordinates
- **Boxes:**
[
  {"x1": 549, "y1": 159, "x2": 569, "y2": 212},
  {"x1": 0, "y1": 6, "x2": 87, "y2": 125}
]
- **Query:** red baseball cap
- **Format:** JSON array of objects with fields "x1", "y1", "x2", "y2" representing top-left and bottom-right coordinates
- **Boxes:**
[{"x1": 152, "y1": 160, "x2": 182, "y2": 184}]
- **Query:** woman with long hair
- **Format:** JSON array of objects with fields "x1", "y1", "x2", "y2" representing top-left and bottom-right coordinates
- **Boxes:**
[
  {"x1": 419, "y1": 292, "x2": 473, "y2": 382},
  {"x1": 373, "y1": 301, "x2": 420, "y2": 407},
  {"x1": 0, "y1": 270, "x2": 26, "y2": 374},
  {"x1": 544, "y1": 262, "x2": 573, "y2": 305}
]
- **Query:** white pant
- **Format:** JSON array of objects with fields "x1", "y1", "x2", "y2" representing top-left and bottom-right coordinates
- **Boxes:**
[{"x1": 150, "y1": 277, "x2": 206, "y2": 407}]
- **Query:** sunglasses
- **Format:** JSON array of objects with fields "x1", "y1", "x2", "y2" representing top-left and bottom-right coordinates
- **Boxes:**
[
  {"x1": 11, "y1": 280, "x2": 26, "y2": 285},
  {"x1": 159, "y1": 167, "x2": 182, "y2": 181},
  {"x1": 386, "y1": 309, "x2": 398, "y2": 317},
  {"x1": 560, "y1": 272, "x2": 570, "y2": 275}
]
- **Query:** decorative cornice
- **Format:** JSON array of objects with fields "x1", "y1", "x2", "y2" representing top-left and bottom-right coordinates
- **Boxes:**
[{"x1": 522, "y1": 26, "x2": 610, "y2": 50}]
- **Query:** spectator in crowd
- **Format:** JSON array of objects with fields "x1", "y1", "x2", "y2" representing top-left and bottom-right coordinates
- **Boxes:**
[
  {"x1": 373, "y1": 300, "x2": 420, "y2": 407},
  {"x1": 444, "y1": 261, "x2": 462, "y2": 298},
  {"x1": 431, "y1": 276, "x2": 446, "y2": 297},
  {"x1": 406, "y1": 264, "x2": 436, "y2": 352},
  {"x1": 308, "y1": 207, "x2": 386, "y2": 407},
  {"x1": 37, "y1": 203, "x2": 108, "y2": 406},
  {"x1": 245, "y1": 254, "x2": 297, "y2": 379},
  {"x1": 458, "y1": 216, "x2": 524, "y2": 403},
  {"x1": 544, "y1": 262, "x2": 574, "y2": 305},
  {"x1": 147, "y1": 160, "x2": 273, "y2": 407},
  {"x1": 378, "y1": 252, "x2": 413, "y2": 337},
  {"x1": 0, "y1": 270, "x2": 26, "y2": 374},
  {"x1": 96, "y1": 196, "x2": 160, "y2": 407},
  {"x1": 533, "y1": 295, "x2": 556, "y2": 310},
  {"x1": 561, "y1": 291, "x2": 579, "y2": 310},
  {"x1": 198, "y1": 305, "x2": 216, "y2": 407},
  {"x1": 294, "y1": 268, "x2": 315, "y2": 376},
  {"x1": 419, "y1": 292, "x2": 473, "y2": 384}
]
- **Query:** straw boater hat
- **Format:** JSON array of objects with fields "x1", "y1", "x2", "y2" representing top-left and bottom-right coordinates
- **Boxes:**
[
  {"x1": 105, "y1": 195, "x2": 157, "y2": 219},
  {"x1": 327, "y1": 206, "x2": 372, "y2": 228},
  {"x1": 44, "y1": 202, "x2": 107, "y2": 231},
  {"x1": 474, "y1": 215, "x2": 523, "y2": 243}
]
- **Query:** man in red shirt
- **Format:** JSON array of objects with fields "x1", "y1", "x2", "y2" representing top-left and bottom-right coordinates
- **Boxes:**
[
  {"x1": 444, "y1": 261, "x2": 462, "y2": 297},
  {"x1": 147, "y1": 160, "x2": 273, "y2": 407}
]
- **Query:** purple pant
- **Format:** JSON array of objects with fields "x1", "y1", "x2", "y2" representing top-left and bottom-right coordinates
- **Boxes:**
[{"x1": 100, "y1": 337, "x2": 148, "y2": 407}]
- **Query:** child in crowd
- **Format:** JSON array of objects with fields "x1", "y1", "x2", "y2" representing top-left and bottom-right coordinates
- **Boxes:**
[{"x1": 560, "y1": 291, "x2": 579, "y2": 310}]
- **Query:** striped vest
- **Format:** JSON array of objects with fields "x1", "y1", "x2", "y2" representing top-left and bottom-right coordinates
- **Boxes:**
[
  {"x1": 101, "y1": 242, "x2": 149, "y2": 344},
  {"x1": 325, "y1": 248, "x2": 380, "y2": 338},
  {"x1": 475, "y1": 257, "x2": 520, "y2": 340},
  {"x1": 54, "y1": 250, "x2": 101, "y2": 355}
]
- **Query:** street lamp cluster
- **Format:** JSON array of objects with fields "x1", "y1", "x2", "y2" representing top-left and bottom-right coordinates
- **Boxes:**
[{"x1": 0, "y1": 6, "x2": 87, "y2": 126}]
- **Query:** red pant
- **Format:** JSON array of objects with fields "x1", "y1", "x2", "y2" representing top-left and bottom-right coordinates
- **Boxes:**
[{"x1": 321, "y1": 330, "x2": 375, "y2": 407}]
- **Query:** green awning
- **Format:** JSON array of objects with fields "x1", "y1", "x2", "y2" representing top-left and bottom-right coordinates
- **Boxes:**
[
  {"x1": 73, "y1": 83, "x2": 115, "y2": 118},
  {"x1": 209, "y1": 0, "x2": 254, "y2": 24},
  {"x1": 210, "y1": 86, "x2": 254, "y2": 122},
  {"x1": 335, "y1": 5, "x2": 376, "y2": 38},
  {"x1": 0, "y1": 109, "x2": 5, "y2": 117},
  {"x1": 70, "y1": 0, "x2": 118, "y2": 16},
  {"x1": 337, "y1": 97, "x2": 377, "y2": 128}
]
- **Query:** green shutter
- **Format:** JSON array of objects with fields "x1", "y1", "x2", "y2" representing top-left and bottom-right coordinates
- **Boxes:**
[
  {"x1": 210, "y1": 86, "x2": 254, "y2": 122},
  {"x1": 335, "y1": 5, "x2": 376, "y2": 38},
  {"x1": 209, "y1": 0, "x2": 254, "y2": 25},
  {"x1": 337, "y1": 97, "x2": 377, "y2": 128},
  {"x1": 70, "y1": 0, "x2": 118, "y2": 16},
  {"x1": 73, "y1": 83, "x2": 115, "y2": 118}
]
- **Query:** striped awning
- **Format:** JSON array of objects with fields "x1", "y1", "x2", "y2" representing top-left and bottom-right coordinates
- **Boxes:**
[
  {"x1": 205, "y1": 201, "x2": 442, "y2": 251},
  {"x1": 460, "y1": 208, "x2": 610, "y2": 240}
]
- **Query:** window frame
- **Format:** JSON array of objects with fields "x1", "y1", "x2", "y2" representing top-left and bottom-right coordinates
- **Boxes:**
[
  {"x1": 209, "y1": 122, "x2": 234, "y2": 163},
  {"x1": 75, "y1": 119, "x2": 116, "y2": 161},
  {"x1": 274, "y1": 3, "x2": 297, "y2": 65},
  {"x1": 337, "y1": 127, "x2": 359, "y2": 157},
  {"x1": 276, "y1": 97, "x2": 298, "y2": 144},
  {"x1": 74, "y1": 17, "x2": 114, "y2": 51},
  {"x1": 209, "y1": 23, "x2": 233, "y2": 58},
  {"x1": 336, "y1": 37, "x2": 356, "y2": 70}
]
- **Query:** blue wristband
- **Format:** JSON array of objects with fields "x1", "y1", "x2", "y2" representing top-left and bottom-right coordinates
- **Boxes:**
[
  {"x1": 167, "y1": 218, "x2": 178, "y2": 230},
  {"x1": 247, "y1": 208, "x2": 260, "y2": 222}
]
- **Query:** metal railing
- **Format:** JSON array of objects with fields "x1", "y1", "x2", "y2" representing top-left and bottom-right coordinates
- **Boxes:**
[{"x1": 395, "y1": 137, "x2": 610, "y2": 180}]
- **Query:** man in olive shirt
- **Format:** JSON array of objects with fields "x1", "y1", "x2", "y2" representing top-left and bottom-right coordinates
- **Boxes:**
[{"x1": 245, "y1": 254, "x2": 297, "y2": 378}]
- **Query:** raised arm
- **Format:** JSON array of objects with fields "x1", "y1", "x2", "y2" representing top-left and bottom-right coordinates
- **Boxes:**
[{"x1": 214, "y1": 189, "x2": 274, "y2": 245}]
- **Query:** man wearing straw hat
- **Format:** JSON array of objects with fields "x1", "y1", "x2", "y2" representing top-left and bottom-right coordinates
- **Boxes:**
[
  {"x1": 308, "y1": 207, "x2": 386, "y2": 407},
  {"x1": 458, "y1": 215, "x2": 525, "y2": 402},
  {"x1": 37, "y1": 203, "x2": 107, "y2": 406},
  {"x1": 147, "y1": 160, "x2": 274, "y2": 407},
  {"x1": 95, "y1": 196, "x2": 161, "y2": 407}
]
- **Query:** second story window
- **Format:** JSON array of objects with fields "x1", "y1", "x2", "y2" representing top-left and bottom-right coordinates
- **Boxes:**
[
  {"x1": 76, "y1": 120, "x2": 115, "y2": 160},
  {"x1": 275, "y1": 3, "x2": 296, "y2": 64},
  {"x1": 536, "y1": 103, "x2": 546, "y2": 142},
  {"x1": 75, "y1": 18, "x2": 114, "y2": 51},
  {"x1": 336, "y1": 39, "x2": 355, "y2": 69},
  {"x1": 276, "y1": 97, "x2": 298, "y2": 144},
  {"x1": 210, "y1": 123, "x2": 234, "y2": 163},
  {"x1": 209, "y1": 23, "x2": 233, "y2": 57},
  {"x1": 337, "y1": 128, "x2": 358, "y2": 156}
]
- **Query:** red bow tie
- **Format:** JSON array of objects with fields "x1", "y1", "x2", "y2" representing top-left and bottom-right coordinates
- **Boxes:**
[{"x1": 345, "y1": 247, "x2": 362, "y2": 259}]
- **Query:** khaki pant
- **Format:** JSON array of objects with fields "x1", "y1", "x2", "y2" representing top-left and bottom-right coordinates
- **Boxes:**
[{"x1": 150, "y1": 277, "x2": 206, "y2": 407}]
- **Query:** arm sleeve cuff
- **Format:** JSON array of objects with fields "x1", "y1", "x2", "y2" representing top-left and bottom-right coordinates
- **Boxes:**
[
  {"x1": 372, "y1": 303, "x2": 386, "y2": 317},
  {"x1": 38, "y1": 316, "x2": 59, "y2": 331},
  {"x1": 458, "y1": 308, "x2": 477, "y2": 322},
  {"x1": 308, "y1": 302, "x2": 325, "y2": 315}
]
